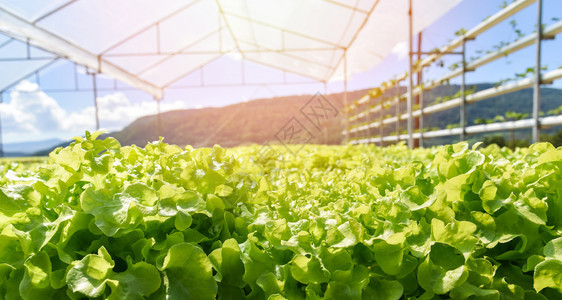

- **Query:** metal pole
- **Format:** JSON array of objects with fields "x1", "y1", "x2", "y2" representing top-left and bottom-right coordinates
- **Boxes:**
[
  {"x1": 380, "y1": 98, "x2": 384, "y2": 147},
  {"x1": 415, "y1": 31, "x2": 422, "y2": 148},
  {"x1": 92, "y1": 73, "x2": 100, "y2": 130},
  {"x1": 343, "y1": 49, "x2": 349, "y2": 144},
  {"x1": 157, "y1": 98, "x2": 162, "y2": 138},
  {"x1": 460, "y1": 38, "x2": 466, "y2": 141},
  {"x1": 396, "y1": 83, "x2": 400, "y2": 143},
  {"x1": 419, "y1": 86, "x2": 424, "y2": 148},
  {"x1": 407, "y1": 0, "x2": 414, "y2": 148},
  {"x1": 0, "y1": 91, "x2": 3, "y2": 158},
  {"x1": 323, "y1": 83, "x2": 328, "y2": 144},
  {"x1": 366, "y1": 101, "x2": 370, "y2": 143},
  {"x1": 532, "y1": 0, "x2": 542, "y2": 143}
]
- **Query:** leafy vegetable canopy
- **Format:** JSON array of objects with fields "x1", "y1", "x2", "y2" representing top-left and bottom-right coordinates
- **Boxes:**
[{"x1": 0, "y1": 131, "x2": 561, "y2": 299}]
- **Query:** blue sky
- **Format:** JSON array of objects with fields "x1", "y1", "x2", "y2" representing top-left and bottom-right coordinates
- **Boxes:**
[{"x1": 0, "y1": 0, "x2": 561, "y2": 143}]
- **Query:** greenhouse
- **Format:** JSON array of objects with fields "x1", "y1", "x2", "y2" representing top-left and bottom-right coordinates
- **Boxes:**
[{"x1": 0, "y1": 0, "x2": 561, "y2": 299}]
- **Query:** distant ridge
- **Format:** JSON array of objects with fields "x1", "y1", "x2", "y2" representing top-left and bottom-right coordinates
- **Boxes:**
[
  {"x1": 3, "y1": 138, "x2": 63, "y2": 156},
  {"x1": 26, "y1": 84, "x2": 562, "y2": 155}
]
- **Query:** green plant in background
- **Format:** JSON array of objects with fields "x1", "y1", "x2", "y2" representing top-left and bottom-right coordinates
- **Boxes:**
[
  {"x1": 474, "y1": 111, "x2": 530, "y2": 149},
  {"x1": 454, "y1": 27, "x2": 467, "y2": 37},
  {"x1": 504, "y1": 111, "x2": 529, "y2": 148},
  {"x1": 509, "y1": 19, "x2": 525, "y2": 40},
  {"x1": 432, "y1": 86, "x2": 477, "y2": 105},
  {"x1": 495, "y1": 65, "x2": 549, "y2": 87},
  {"x1": 547, "y1": 105, "x2": 562, "y2": 116},
  {"x1": 474, "y1": 117, "x2": 494, "y2": 125}
]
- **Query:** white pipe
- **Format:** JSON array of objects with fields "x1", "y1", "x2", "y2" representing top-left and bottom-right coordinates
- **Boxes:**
[
  {"x1": 361, "y1": 115, "x2": 562, "y2": 143},
  {"x1": 347, "y1": 2, "x2": 557, "y2": 123},
  {"x1": 351, "y1": 67, "x2": 562, "y2": 133},
  {"x1": 417, "y1": 0, "x2": 536, "y2": 70}
]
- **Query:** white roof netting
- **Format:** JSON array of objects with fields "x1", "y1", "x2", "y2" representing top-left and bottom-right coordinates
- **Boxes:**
[{"x1": 0, "y1": 0, "x2": 461, "y2": 98}]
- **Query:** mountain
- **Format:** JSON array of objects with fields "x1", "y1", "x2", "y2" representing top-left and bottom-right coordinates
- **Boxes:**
[
  {"x1": 3, "y1": 138, "x2": 63, "y2": 156},
  {"x1": 20, "y1": 84, "x2": 562, "y2": 155},
  {"x1": 108, "y1": 84, "x2": 562, "y2": 148},
  {"x1": 109, "y1": 90, "x2": 368, "y2": 148}
]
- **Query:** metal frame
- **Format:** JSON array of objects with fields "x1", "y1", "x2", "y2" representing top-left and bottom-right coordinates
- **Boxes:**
[
  {"x1": 347, "y1": 18, "x2": 562, "y2": 123},
  {"x1": 351, "y1": 115, "x2": 562, "y2": 144},
  {"x1": 0, "y1": 90, "x2": 3, "y2": 157},
  {"x1": 1, "y1": 0, "x2": 377, "y2": 98},
  {"x1": 88, "y1": 71, "x2": 100, "y2": 130},
  {"x1": 532, "y1": 0, "x2": 542, "y2": 142},
  {"x1": 407, "y1": 0, "x2": 413, "y2": 147},
  {"x1": 0, "y1": 0, "x2": 464, "y2": 153},
  {"x1": 347, "y1": 0, "x2": 558, "y2": 147},
  {"x1": 0, "y1": 6, "x2": 163, "y2": 98},
  {"x1": 348, "y1": 68, "x2": 562, "y2": 131}
]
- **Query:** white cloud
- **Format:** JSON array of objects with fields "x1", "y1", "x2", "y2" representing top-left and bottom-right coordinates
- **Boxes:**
[
  {"x1": 67, "y1": 92, "x2": 186, "y2": 131},
  {"x1": 1, "y1": 80, "x2": 186, "y2": 142},
  {"x1": 1, "y1": 81, "x2": 66, "y2": 136},
  {"x1": 391, "y1": 41, "x2": 408, "y2": 60}
]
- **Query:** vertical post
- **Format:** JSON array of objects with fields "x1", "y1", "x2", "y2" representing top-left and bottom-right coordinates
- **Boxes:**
[
  {"x1": 157, "y1": 97, "x2": 162, "y2": 138},
  {"x1": 407, "y1": 0, "x2": 414, "y2": 148},
  {"x1": 379, "y1": 97, "x2": 384, "y2": 147},
  {"x1": 343, "y1": 49, "x2": 349, "y2": 144},
  {"x1": 0, "y1": 91, "x2": 4, "y2": 158},
  {"x1": 73, "y1": 63, "x2": 79, "y2": 91},
  {"x1": 532, "y1": 0, "x2": 542, "y2": 143},
  {"x1": 396, "y1": 82, "x2": 400, "y2": 143},
  {"x1": 92, "y1": 73, "x2": 100, "y2": 130},
  {"x1": 419, "y1": 86, "x2": 424, "y2": 147},
  {"x1": 366, "y1": 101, "x2": 370, "y2": 143},
  {"x1": 414, "y1": 31, "x2": 422, "y2": 148},
  {"x1": 460, "y1": 38, "x2": 466, "y2": 141},
  {"x1": 323, "y1": 83, "x2": 329, "y2": 144}
]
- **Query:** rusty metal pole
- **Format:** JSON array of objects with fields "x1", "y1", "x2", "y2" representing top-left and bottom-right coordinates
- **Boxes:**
[
  {"x1": 407, "y1": 0, "x2": 414, "y2": 148},
  {"x1": 414, "y1": 31, "x2": 422, "y2": 148}
]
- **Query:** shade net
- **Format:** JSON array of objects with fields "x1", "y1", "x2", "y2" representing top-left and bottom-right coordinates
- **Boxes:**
[{"x1": 0, "y1": 0, "x2": 461, "y2": 95}]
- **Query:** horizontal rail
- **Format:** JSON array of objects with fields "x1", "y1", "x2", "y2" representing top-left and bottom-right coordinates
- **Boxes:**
[
  {"x1": 349, "y1": 114, "x2": 562, "y2": 144},
  {"x1": 423, "y1": 20, "x2": 562, "y2": 88},
  {"x1": 346, "y1": 67, "x2": 562, "y2": 134},
  {"x1": 416, "y1": 0, "x2": 536, "y2": 71},
  {"x1": 348, "y1": 20, "x2": 562, "y2": 122},
  {"x1": 0, "y1": 7, "x2": 164, "y2": 98}
]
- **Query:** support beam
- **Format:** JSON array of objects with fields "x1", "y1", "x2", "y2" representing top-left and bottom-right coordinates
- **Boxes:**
[
  {"x1": 460, "y1": 39, "x2": 466, "y2": 141},
  {"x1": 532, "y1": 0, "x2": 542, "y2": 143},
  {"x1": 379, "y1": 98, "x2": 384, "y2": 147},
  {"x1": 347, "y1": 68, "x2": 562, "y2": 136},
  {"x1": 419, "y1": 87, "x2": 424, "y2": 148},
  {"x1": 0, "y1": 90, "x2": 3, "y2": 158},
  {"x1": 343, "y1": 49, "x2": 349, "y2": 144},
  {"x1": 348, "y1": 21, "x2": 562, "y2": 124},
  {"x1": 395, "y1": 81, "x2": 400, "y2": 143},
  {"x1": 365, "y1": 100, "x2": 370, "y2": 142},
  {"x1": 414, "y1": 31, "x2": 422, "y2": 148},
  {"x1": 407, "y1": 0, "x2": 414, "y2": 148},
  {"x1": 0, "y1": 6, "x2": 163, "y2": 99},
  {"x1": 157, "y1": 98, "x2": 162, "y2": 138},
  {"x1": 416, "y1": 0, "x2": 536, "y2": 72},
  {"x1": 92, "y1": 73, "x2": 100, "y2": 130},
  {"x1": 349, "y1": 114, "x2": 562, "y2": 145}
]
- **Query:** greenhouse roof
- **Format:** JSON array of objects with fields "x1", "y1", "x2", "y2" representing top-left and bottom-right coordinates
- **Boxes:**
[{"x1": 0, "y1": 0, "x2": 460, "y2": 99}]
